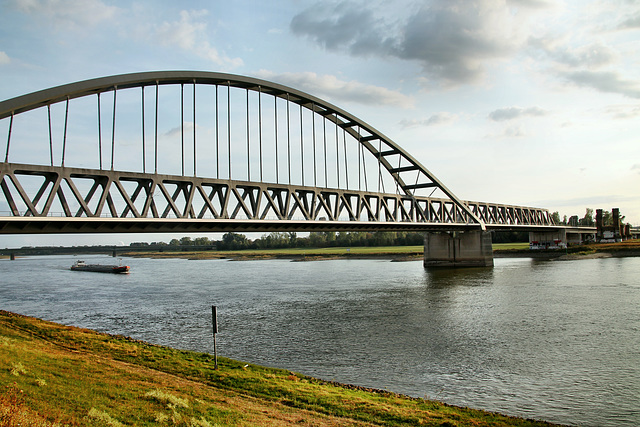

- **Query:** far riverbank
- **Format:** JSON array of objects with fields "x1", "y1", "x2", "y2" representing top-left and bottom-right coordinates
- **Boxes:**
[{"x1": 118, "y1": 240, "x2": 640, "y2": 261}]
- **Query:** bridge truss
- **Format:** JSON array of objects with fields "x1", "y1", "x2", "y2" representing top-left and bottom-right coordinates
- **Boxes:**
[{"x1": 0, "y1": 71, "x2": 555, "y2": 234}]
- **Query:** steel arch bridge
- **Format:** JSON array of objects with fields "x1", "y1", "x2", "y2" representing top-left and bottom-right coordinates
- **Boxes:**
[{"x1": 0, "y1": 71, "x2": 556, "y2": 235}]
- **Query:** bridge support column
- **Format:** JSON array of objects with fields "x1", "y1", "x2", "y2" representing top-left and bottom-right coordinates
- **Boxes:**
[
  {"x1": 423, "y1": 231, "x2": 493, "y2": 268},
  {"x1": 529, "y1": 229, "x2": 567, "y2": 249}
]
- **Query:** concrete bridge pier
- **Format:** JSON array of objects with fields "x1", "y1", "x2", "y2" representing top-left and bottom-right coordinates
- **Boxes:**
[{"x1": 423, "y1": 230, "x2": 494, "y2": 268}]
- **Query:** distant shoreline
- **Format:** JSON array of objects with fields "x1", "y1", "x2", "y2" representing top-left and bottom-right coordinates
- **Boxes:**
[
  {"x1": 4, "y1": 241, "x2": 640, "y2": 262},
  {"x1": 118, "y1": 241, "x2": 640, "y2": 262}
]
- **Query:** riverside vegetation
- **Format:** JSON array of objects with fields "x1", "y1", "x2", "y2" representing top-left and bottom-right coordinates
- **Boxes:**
[{"x1": 0, "y1": 311, "x2": 561, "y2": 426}]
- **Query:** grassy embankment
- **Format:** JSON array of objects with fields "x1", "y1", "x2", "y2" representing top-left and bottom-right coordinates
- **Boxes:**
[{"x1": 0, "y1": 311, "x2": 561, "y2": 426}]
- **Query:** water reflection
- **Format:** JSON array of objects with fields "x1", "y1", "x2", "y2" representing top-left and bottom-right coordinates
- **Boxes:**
[{"x1": 424, "y1": 265, "x2": 496, "y2": 288}]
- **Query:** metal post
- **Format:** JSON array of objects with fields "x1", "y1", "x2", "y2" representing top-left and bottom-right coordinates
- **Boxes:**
[
  {"x1": 343, "y1": 126, "x2": 348, "y2": 189},
  {"x1": 258, "y1": 86, "x2": 263, "y2": 182},
  {"x1": 4, "y1": 112, "x2": 12, "y2": 163},
  {"x1": 193, "y1": 80, "x2": 197, "y2": 177},
  {"x1": 155, "y1": 81, "x2": 159, "y2": 174},
  {"x1": 215, "y1": 85, "x2": 219, "y2": 179},
  {"x1": 312, "y1": 103, "x2": 317, "y2": 187},
  {"x1": 141, "y1": 87, "x2": 145, "y2": 173},
  {"x1": 358, "y1": 130, "x2": 369, "y2": 191},
  {"x1": 181, "y1": 83, "x2": 184, "y2": 176},
  {"x1": 63, "y1": 97, "x2": 69, "y2": 167},
  {"x1": 357, "y1": 125, "x2": 361, "y2": 191},
  {"x1": 300, "y1": 104, "x2": 304, "y2": 186},
  {"x1": 335, "y1": 114, "x2": 340, "y2": 188},
  {"x1": 275, "y1": 95, "x2": 279, "y2": 184},
  {"x1": 48, "y1": 105, "x2": 54, "y2": 166},
  {"x1": 396, "y1": 154, "x2": 401, "y2": 195},
  {"x1": 110, "y1": 89, "x2": 116, "y2": 171},
  {"x1": 286, "y1": 93, "x2": 291, "y2": 184},
  {"x1": 227, "y1": 81, "x2": 231, "y2": 180},
  {"x1": 246, "y1": 88, "x2": 250, "y2": 181},
  {"x1": 323, "y1": 115, "x2": 327, "y2": 187},
  {"x1": 378, "y1": 139, "x2": 382, "y2": 193},
  {"x1": 211, "y1": 305, "x2": 219, "y2": 370}
]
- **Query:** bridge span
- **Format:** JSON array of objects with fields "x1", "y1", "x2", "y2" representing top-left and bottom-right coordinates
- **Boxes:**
[{"x1": 0, "y1": 71, "x2": 592, "y2": 267}]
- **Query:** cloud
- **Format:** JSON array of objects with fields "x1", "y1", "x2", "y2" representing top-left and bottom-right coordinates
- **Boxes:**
[
  {"x1": 9, "y1": 0, "x2": 118, "y2": 29},
  {"x1": 559, "y1": 70, "x2": 640, "y2": 99},
  {"x1": 255, "y1": 71, "x2": 414, "y2": 108},
  {"x1": 619, "y1": 13, "x2": 640, "y2": 30},
  {"x1": 163, "y1": 122, "x2": 196, "y2": 139},
  {"x1": 291, "y1": 0, "x2": 549, "y2": 86},
  {"x1": 0, "y1": 52, "x2": 10, "y2": 65},
  {"x1": 504, "y1": 125, "x2": 526, "y2": 137},
  {"x1": 603, "y1": 105, "x2": 640, "y2": 119},
  {"x1": 508, "y1": 0, "x2": 556, "y2": 8},
  {"x1": 485, "y1": 124, "x2": 527, "y2": 139},
  {"x1": 529, "y1": 38, "x2": 617, "y2": 69},
  {"x1": 152, "y1": 10, "x2": 243, "y2": 68},
  {"x1": 632, "y1": 164, "x2": 640, "y2": 174},
  {"x1": 489, "y1": 106, "x2": 547, "y2": 121},
  {"x1": 399, "y1": 112, "x2": 458, "y2": 128}
]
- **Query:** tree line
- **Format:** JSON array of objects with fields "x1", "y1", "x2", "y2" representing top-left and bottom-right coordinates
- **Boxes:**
[
  {"x1": 130, "y1": 231, "x2": 427, "y2": 251},
  {"x1": 129, "y1": 230, "x2": 534, "y2": 250},
  {"x1": 551, "y1": 208, "x2": 625, "y2": 227}
]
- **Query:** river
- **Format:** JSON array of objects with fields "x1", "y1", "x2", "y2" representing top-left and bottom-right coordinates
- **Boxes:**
[{"x1": 0, "y1": 254, "x2": 638, "y2": 426}]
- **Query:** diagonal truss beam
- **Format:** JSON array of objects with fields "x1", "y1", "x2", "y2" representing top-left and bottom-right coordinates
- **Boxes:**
[{"x1": 0, "y1": 163, "x2": 556, "y2": 230}]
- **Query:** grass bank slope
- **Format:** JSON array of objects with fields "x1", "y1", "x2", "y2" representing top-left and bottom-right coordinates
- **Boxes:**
[{"x1": 0, "y1": 311, "x2": 560, "y2": 426}]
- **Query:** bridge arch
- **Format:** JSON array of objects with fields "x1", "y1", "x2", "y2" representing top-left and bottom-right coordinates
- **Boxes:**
[
  {"x1": 0, "y1": 71, "x2": 559, "y2": 235},
  {"x1": 0, "y1": 71, "x2": 483, "y2": 225}
]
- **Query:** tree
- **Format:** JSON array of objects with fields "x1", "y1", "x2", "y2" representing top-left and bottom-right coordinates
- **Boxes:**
[
  {"x1": 220, "y1": 232, "x2": 249, "y2": 250},
  {"x1": 193, "y1": 236, "x2": 212, "y2": 246},
  {"x1": 579, "y1": 208, "x2": 595, "y2": 227},
  {"x1": 308, "y1": 232, "x2": 327, "y2": 248}
]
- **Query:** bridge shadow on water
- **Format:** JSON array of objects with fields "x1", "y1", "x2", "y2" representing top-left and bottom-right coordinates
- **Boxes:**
[{"x1": 423, "y1": 266, "x2": 496, "y2": 289}]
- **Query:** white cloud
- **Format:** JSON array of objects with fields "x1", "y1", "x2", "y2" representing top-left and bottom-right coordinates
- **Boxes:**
[
  {"x1": 603, "y1": 104, "x2": 640, "y2": 119},
  {"x1": 619, "y1": 13, "x2": 640, "y2": 30},
  {"x1": 485, "y1": 124, "x2": 527, "y2": 139},
  {"x1": 163, "y1": 122, "x2": 196, "y2": 139},
  {"x1": 504, "y1": 125, "x2": 526, "y2": 138},
  {"x1": 489, "y1": 106, "x2": 547, "y2": 121},
  {"x1": 9, "y1": 0, "x2": 118, "y2": 29},
  {"x1": 399, "y1": 112, "x2": 458, "y2": 128},
  {"x1": 150, "y1": 9, "x2": 243, "y2": 68},
  {"x1": 559, "y1": 70, "x2": 640, "y2": 99},
  {"x1": 0, "y1": 51, "x2": 10, "y2": 65},
  {"x1": 529, "y1": 38, "x2": 617, "y2": 69},
  {"x1": 255, "y1": 71, "x2": 414, "y2": 108}
]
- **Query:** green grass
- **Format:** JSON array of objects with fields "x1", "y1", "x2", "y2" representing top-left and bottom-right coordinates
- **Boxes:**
[
  {"x1": 0, "y1": 311, "x2": 561, "y2": 426},
  {"x1": 492, "y1": 243, "x2": 530, "y2": 251}
]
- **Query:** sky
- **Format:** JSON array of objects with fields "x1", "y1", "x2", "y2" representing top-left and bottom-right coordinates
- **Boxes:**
[{"x1": 0, "y1": 0, "x2": 639, "y2": 247}]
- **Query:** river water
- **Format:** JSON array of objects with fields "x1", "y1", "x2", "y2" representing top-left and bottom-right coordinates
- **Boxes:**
[{"x1": 0, "y1": 254, "x2": 638, "y2": 426}]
